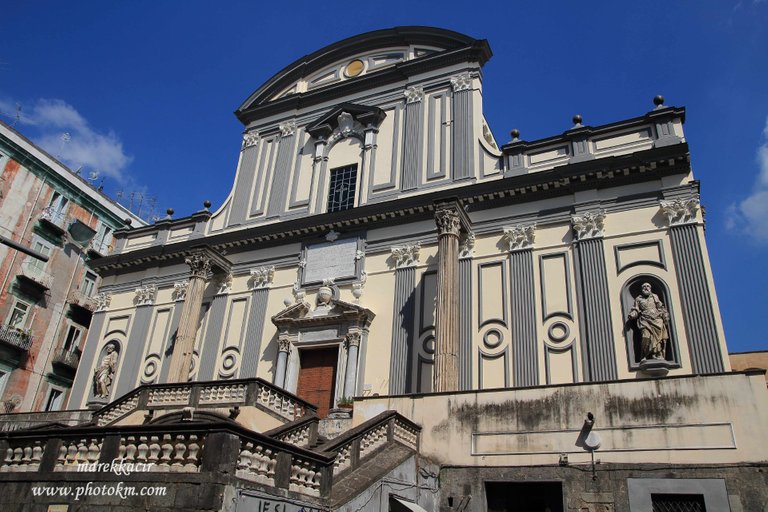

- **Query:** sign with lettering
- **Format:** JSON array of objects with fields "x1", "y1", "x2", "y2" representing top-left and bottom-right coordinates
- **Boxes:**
[
  {"x1": 236, "y1": 490, "x2": 323, "y2": 512},
  {"x1": 302, "y1": 238, "x2": 358, "y2": 284}
]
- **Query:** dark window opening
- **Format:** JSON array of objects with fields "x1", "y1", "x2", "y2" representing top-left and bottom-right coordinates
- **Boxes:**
[
  {"x1": 327, "y1": 165, "x2": 358, "y2": 213},
  {"x1": 651, "y1": 493, "x2": 706, "y2": 512},
  {"x1": 485, "y1": 481, "x2": 563, "y2": 512}
]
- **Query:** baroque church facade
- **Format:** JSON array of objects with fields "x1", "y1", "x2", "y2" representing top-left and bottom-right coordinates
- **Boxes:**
[{"x1": 2, "y1": 27, "x2": 767, "y2": 512}]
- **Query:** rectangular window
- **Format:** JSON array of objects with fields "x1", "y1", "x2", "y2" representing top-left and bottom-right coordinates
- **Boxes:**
[
  {"x1": 48, "y1": 191, "x2": 69, "y2": 214},
  {"x1": 326, "y1": 165, "x2": 358, "y2": 213},
  {"x1": 44, "y1": 388, "x2": 64, "y2": 411},
  {"x1": 28, "y1": 240, "x2": 52, "y2": 273},
  {"x1": 7, "y1": 300, "x2": 30, "y2": 329},
  {"x1": 93, "y1": 221, "x2": 113, "y2": 254},
  {"x1": 0, "y1": 368, "x2": 9, "y2": 398},
  {"x1": 651, "y1": 494, "x2": 706, "y2": 512},
  {"x1": 81, "y1": 271, "x2": 98, "y2": 297},
  {"x1": 63, "y1": 325, "x2": 83, "y2": 352}
]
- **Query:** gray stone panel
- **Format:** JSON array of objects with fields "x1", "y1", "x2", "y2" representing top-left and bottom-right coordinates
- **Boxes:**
[
  {"x1": 115, "y1": 305, "x2": 154, "y2": 397},
  {"x1": 229, "y1": 145, "x2": 259, "y2": 226},
  {"x1": 401, "y1": 102, "x2": 423, "y2": 191},
  {"x1": 452, "y1": 89, "x2": 474, "y2": 181},
  {"x1": 266, "y1": 133, "x2": 297, "y2": 218},
  {"x1": 158, "y1": 303, "x2": 184, "y2": 384},
  {"x1": 459, "y1": 258, "x2": 472, "y2": 391},
  {"x1": 669, "y1": 225, "x2": 724, "y2": 373},
  {"x1": 197, "y1": 294, "x2": 228, "y2": 381},
  {"x1": 510, "y1": 250, "x2": 538, "y2": 387},
  {"x1": 239, "y1": 288, "x2": 270, "y2": 378},
  {"x1": 389, "y1": 267, "x2": 416, "y2": 394},
  {"x1": 575, "y1": 238, "x2": 618, "y2": 381},
  {"x1": 67, "y1": 311, "x2": 105, "y2": 408}
]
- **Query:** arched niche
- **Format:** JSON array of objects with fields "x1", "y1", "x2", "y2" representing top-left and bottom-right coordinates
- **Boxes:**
[{"x1": 620, "y1": 275, "x2": 680, "y2": 371}]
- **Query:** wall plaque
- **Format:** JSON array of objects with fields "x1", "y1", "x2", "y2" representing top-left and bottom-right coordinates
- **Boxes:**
[{"x1": 302, "y1": 238, "x2": 358, "y2": 284}]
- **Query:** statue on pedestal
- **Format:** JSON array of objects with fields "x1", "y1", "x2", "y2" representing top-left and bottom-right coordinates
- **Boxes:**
[
  {"x1": 628, "y1": 283, "x2": 670, "y2": 361},
  {"x1": 93, "y1": 343, "x2": 118, "y2": 398}
]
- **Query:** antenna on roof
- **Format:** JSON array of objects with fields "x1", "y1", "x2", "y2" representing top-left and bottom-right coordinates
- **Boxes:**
[{"x1": 12, "y1": 103, "x2": 21, "y2": 127}]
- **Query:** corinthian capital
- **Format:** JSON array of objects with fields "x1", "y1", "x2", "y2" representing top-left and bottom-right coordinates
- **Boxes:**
[
  {"x1": 660, "y1": 197, "x2": 700, "y2": 226},
  {"x1": 95, "y1": 292, "x2": 111, "y2": 312},
  {"x1": 391, "y1": 243, "x2": 421, "y2": 269},
  {"x1": 279, "y1": 120, "x2": 297, "y2": 137},
  {"x1": 435, "y1": 207, "x2": 461, "y2": 237},
  {"x1": 185, "y1": 253, "x2": 212, "y2": 279},
  {"x1": 571, "y1": 210, "x2": 606, "y2": 240},
  {"x1": 450, "y1": 71, "x2": 475, "y2": 92},
  {"x1": 134, "y1": 284, "x2": 157, "y2": 306},
  {"x1": 404, "y1": 86, "x2": 424, "y2": 104},
  {"x1": 345, "y1": 331, "x2": 361, "y2": 348},
  {"x1": 249, "y1": 266, "x2": 275, "y2": 289},
  {"x1": 242, "y1": 131, "x2": 258, "y2": 149},
  {"x1": 172, "y1": 281, "x2": 189, "y2": 301},
  {"x1": 502, "y1": 224, "x2": 536, "y2": 252}
]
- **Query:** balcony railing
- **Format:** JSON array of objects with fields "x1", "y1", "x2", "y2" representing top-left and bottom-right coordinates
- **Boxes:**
[
  {"x1": 67, "y1": 289, "x2": 97, "y2": 312},
  {"x1": 38, "y1": 206, "x2": 68, "y2": 234},
  {"x1": 0, "y1": 325, "x2": 32, "y2": 351},
  {"x1": 51, "y1": 349, "x2": 80, "y2": 372},
  {"x1": 18, "y1": 261, "x2": 53, "y2": 290}
]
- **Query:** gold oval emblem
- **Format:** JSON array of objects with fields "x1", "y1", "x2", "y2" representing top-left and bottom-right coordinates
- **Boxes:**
[{"x1": 344, "y1": 59, "x2": 364, "y2": 78}]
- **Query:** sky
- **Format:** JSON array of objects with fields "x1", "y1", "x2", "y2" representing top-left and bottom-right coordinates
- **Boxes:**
[{"x1": 1, "y1": 1, "x2": 766, "y2": 352}]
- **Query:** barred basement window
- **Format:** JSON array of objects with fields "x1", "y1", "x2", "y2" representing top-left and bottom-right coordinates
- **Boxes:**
[
  {"x1": 651, "y1": 493, "x2": 706, "y2": 512},
  {"x1": 326, "y1": 165, "x2": 358, "y2": 213}
]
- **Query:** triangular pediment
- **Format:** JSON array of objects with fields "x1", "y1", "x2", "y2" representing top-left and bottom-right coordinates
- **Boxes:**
[{"x1": 272, "y1": 298, "x2": 374, "y2": 328}]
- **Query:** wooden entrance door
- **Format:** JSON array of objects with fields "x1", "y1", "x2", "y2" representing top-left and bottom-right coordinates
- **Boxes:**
[{"x1": 296, "y1": 347, "x2": 338, "y2": 417}]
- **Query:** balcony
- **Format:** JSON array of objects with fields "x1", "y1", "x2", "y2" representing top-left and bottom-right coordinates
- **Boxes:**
[
  {"x1": 68, "y1": 289, "x2": 97, "y2": 313},
  {"x1": 87, "y1": 239, "x2": 112, "y2": 258},
  {"x1": 52, "y1": 348, "x2": 80, "y2": 375},
  {"x1": 0, "y1": 324, "x2": 33, "y2": 351},
  {"x1": 38, "y1": 206, "x2": 68, "y2": 236},
  {"x1": 17, "y1": 261, "x2": 53, "y2": 291}
]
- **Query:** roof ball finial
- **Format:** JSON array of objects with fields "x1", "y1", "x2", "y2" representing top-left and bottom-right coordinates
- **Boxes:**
[
  {"x1": 124, "y1": 218, "x2": 133, "y2": 226},
  {"x1": 572, "y1": 114, "x2": 583, "y2": 127},
  {"x1": 510, "y1": 128, "x2": 520, "y2": 141},
  {"x1": 166, "y1": 208, "x2": 174, "y2": 218},
  {"x1": 653, "y1": 95, "x2": 665, "y2": 108},
  {"x1": 203, "y1": 200, "x2": 212, "y2": 210}
]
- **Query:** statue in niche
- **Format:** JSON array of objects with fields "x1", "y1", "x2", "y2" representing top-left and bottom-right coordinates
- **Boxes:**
[
  {"x1": 628, "y1": 283, "x2": 670, "y2": 361},
  {"x1": 93, "y1": 343, "x2": 118, "y2": 398}
]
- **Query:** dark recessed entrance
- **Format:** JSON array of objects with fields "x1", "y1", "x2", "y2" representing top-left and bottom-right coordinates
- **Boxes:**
[
  {"x1": 485, "y1": 481, "x2": 564, "y2": 512},
  {"x1": 295, "y1": 346, "x2": 338, "y2": 417}
]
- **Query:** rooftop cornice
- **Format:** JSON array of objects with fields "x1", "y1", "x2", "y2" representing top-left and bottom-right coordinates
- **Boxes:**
[{"x1": 91, "y1": 142, "x2": 689, "y2": 275}]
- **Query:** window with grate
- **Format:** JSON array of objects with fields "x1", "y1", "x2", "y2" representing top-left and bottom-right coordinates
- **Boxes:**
[
  {"x1": 326, "y1": 165, "x2": 358, "y2": 213},
  {"x1": 651, "y1": 493, "x2": 706, "y2": 512}
]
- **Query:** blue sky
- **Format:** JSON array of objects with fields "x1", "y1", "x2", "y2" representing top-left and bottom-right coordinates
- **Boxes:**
[{"x1": 1, "y1": 2, "x2": 766, "y2": 352}]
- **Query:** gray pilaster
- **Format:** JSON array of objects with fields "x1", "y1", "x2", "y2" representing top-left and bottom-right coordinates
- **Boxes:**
[
  {"x1": 266, "y1": 132, "x2": 297, "y2": 218},
  {"x1": 67, "y1": 311, "x2": 106, "y2": 409},
  {"x1": 115, "y1": 305, "x2": 154, "y2": 397},
  {"x1": 239, "y1": 288, "x2": 270, "y2": 378},
  {"x1": 158, "y1": 303, "x2": 184, "y2": 383},
  {"x1": 389, "y1": 267, "x2": 416, "y2": 394},
  {"x1": 459, "y1": 258, "x2": 472, "y2": 391},
  {"x1": 574, "y1": 238, "x2": 618, "y2": 381},
  {"x1": 669, "y1": 225, "x2": 724, "y2": 373},
  {"x1": 197, "y1": 293, "x2": 228, "y2": 381},
  {"x1": 229, "y1": 143, "x2": 260, "y2": 226},
  {"x1": 451, "y1": 86, "x2": 474, "y2": 181},
  {"x1": 509, "y1": 249, "x2": 538, "y2": 387},
  {"x1": 401, "y1": 90, "x2": 424, "y2": 191}
]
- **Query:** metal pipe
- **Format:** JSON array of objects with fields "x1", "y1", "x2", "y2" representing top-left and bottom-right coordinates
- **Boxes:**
[{"x1": 0, "y1": 234, "x2": 50, "y2": 262}]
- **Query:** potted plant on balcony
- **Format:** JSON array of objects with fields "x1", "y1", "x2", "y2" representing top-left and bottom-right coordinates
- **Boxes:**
[{"x1": 337, "y1": 396, "x2": 354, "y2": 410}]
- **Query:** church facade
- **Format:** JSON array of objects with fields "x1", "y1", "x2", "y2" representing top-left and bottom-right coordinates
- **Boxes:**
[{"x1": 2, "y1": 27, "x2": 766, "y2": 512}]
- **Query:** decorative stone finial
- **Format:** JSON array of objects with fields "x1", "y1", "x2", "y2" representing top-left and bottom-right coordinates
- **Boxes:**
[
  {"x1": 124, "y1": 218, "x2": 132, "y2": 226},
  {"x1": 502, "y1": 224, "x2": 536, "y2": 252},
  {"x1": 166, "y1": 208, "x2": 174, "y2": 218},
  {"x1": 653, "y1": 95, "x2": 665, "y2": 108},
  {"x1": 510, "y1": 129, "x2": 520, "y2": 141},
  {"x1": 572, "y1": 114, "x2": 583, "y2": 127},
  {"x1": 203, "y1": 200, "x2": 212, "y2": 210}
]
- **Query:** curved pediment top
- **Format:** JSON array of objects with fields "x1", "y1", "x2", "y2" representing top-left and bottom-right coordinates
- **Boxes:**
[
  {"x1": 235, "y1": 26, "x2": 490, "y2": 123},
  {"x1": 271, "y1": 298, "x2": 375, "y2": 328}
]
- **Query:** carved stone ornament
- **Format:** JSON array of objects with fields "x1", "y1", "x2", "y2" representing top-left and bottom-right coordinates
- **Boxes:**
[
  {"x1": 659, "y1": 197, "x2": 699, "y2": 226},
  {"x1": 185, "y1": 253, "x2": 212, "y2": 279},
  {"x1": 134, "y1": 284, "x2": 157, "y2": 306},
  {"x1": 460, "y1": 232, "x2": 476, "y2": 259},
  {"x1": 279, "y1": 120, "x2": 297, "y2": 137},
  {"x1": 95, "y1": 292, "x2": 111, "y2": 312},
  {"x1": 355, "y1": 249, "x2": 365, "y2": 261},
  {"x1": 338, "y1": 112, "x2": 355, "y2": 136},
  {"x1": 216, "y1": 273, "x2": 233, "y2": 295},
  {"x1": 345, "y1": 331, "x2": 361, "y2": 348},
  {"x1": 292, "y1": 281, "x2": 306, "y2": 302},
  {"x1": 450, "y1": 71, "x2": 475, "y2": 92},
  {"x1": 571, "y1": 211, "x2": 606, "y2": 240},
  {"x1": 502, "y1": 224, "x2": 536, "y2": 252},
  {"x1": 435, "y1": 207, "x2": 461, "y2": 237},
  {"x1": 325, "y1": 230, "x2": 340, "y2": 242},
  {"x1": 391, "y1": 243, "x2": 421, "y2": 268},
  {"x1": 172, "y1": 281, "x2": 189, "y2": 301},
  {"x1": 404, "y1": 86, "x2": 424, "y2": 104},
  {"x1": 352, "y1": 271, "x2": 367, "y2": 303},
  {"x1": 277, "y1": 335, "x2": 292, "y2": 353},
  {"x1": 249, "y1": 266, "x2": 275, "y2": 289},
  {"x1": 241, "y1": 131, "x2": 258, "y2": 149}
]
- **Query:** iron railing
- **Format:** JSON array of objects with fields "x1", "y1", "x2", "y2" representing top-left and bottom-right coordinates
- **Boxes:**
[{"x1": 0, "y1": 325, "x2": 32, "y2": 351}]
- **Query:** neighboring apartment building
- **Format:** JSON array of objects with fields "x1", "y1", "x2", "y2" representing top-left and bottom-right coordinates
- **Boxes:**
[
  {"x1": 1, "y1": 27, "x2": 767, "y2": 512},
  {"x1": 0, "y1": 120, "x2": 144, "y2": 416}
]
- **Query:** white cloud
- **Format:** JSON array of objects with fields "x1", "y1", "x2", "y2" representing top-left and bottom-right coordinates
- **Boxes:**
[
  {"x1": 726, "y1": 117, "x2": 768, "y2": 242},
  {"x1": 0, "y1": 98, "x2": 132, "y2": 183}
]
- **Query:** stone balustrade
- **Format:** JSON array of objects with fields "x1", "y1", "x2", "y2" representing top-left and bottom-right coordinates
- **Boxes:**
[{"x1": 93, "y1": 378, "x2": 317, "y2": 426}]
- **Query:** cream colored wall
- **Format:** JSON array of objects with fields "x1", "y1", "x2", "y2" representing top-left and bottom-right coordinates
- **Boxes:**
[{"x1": 353, "y1": 372, "x2": 768, "y2": 466}]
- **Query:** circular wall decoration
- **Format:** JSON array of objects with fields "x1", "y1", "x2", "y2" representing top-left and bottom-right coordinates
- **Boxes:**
[
  {"x1": 483, "y1": 329, "x2": 504, "y2": 349},
  {"x1": 219, "y1": 347, "x2": 241, "y2": 378},
  {"x1": 141, "y1": 354, "x2": 161, "y2": 384},
  {"x1": 422, "y1": 336, "x2": 435, "y2": 355},
  {"x1": 344, "y1": 59, "x2": 365, "y2": 78},
  {"x1": 547, "y1": 321, "x2": 571, "y2": 343}
]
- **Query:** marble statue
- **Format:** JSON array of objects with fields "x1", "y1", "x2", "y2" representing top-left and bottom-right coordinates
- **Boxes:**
[
  {"x1": 93, "y1": 343, "x2": 118, "y2": 398},
  {"x1": 628, "y1": 283, "x2": 670, "y2": 361}
]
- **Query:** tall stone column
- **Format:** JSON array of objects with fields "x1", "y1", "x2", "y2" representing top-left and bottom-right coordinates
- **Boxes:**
[
  {"x1": 343, "y1": 332, "x2": 361, "y2": 398},
  {"x1": 167, "y1": 253, "x2": 211, "y2": 383},
  {"x1": 274, "y1": 336, "x2": 291, "y2": 388},
  {"x1": 433, "y1": 204, "x2": 463, "y2": 392}
]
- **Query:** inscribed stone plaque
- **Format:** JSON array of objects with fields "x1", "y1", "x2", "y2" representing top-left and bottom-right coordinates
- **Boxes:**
[{"x1": 302, "y1": 238, "x2": 358, "y2": 284}]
